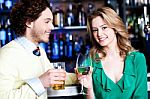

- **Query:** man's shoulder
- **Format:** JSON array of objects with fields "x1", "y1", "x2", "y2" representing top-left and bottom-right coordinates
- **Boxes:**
[{"x1": 0, "y1": 40, "x2": 24, "y2": 55}]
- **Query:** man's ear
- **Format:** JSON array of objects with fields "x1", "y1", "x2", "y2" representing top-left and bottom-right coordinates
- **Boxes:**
[{"x1": 26, "y1": 20, "x2": 33, "y2": 28}]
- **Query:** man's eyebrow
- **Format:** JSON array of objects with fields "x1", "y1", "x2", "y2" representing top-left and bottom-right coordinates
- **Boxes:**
[{"x1": 45, "y1": 18, "x2": 53, "y2": 21}]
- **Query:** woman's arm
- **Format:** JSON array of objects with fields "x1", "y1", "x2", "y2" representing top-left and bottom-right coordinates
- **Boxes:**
[{"x1": 133, "y1": 53, "x2": 148, "y2": 98}]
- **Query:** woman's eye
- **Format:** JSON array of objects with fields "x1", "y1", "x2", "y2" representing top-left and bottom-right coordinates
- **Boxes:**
[
  {"x1": 102, "y1": 27, "x2": 107, "y2": 30},
  {"x1": 92, "y1": 29, "x2": 98, "y2": 32}
]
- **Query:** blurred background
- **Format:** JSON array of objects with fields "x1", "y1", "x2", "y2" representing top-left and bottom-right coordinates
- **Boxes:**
[{"x1": 0, "y1": 0, "x2": 150, "y2": 73}]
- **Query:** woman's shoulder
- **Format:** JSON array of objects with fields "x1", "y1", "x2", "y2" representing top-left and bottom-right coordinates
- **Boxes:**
[
  {"x1": 127, "y1": 50, "x2": 146, "y2": 62},
  {"x1": 128, "y1": 50, "x2": 145, "y2": 57}
]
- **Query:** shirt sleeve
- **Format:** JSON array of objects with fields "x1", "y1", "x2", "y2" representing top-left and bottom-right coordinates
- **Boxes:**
[
  {"x1": 25, "y1": 78, "x2": 46, "y2": 96},
  {"x1": 133, "y1": 53, "x2": 148, "y2": 99},
  {"x1": 0, "y1": 63, "x2": 37, "y2": 99}
]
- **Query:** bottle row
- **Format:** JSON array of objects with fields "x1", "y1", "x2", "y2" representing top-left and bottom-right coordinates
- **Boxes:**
[
  {"x1": 51, "y1": 2, "x2": 95, "y2": 27},
  {"x1": 44, "y1": 32, "x2": 91, "y2": 61},
  {"x1": 126, "y1": 14, "x2": 149, "y2": 39},
  {"x1": 125, "y1": 0, "x2": 150, "y2": 6},
  {"x1": 0, "y1": 16, "x2": 16, "y2": 47},
  {"x1": 0, "y1": 16, "x2": 91, "y2": 60},
  {"x1": 0, "y1": 0, "x2": 13, "y2": 10}
]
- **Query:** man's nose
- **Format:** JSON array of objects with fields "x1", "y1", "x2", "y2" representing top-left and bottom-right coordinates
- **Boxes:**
[{"x1": 50, "y1": 23, "x2": 54, "y2": 30}]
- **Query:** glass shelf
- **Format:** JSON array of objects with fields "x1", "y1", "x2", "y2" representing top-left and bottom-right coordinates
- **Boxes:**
[
  {"x1": 53, "y1": 26, "x2": 87, "y2": 30},
  {"x1": 0, "y1": 10, "x2": 11, "y2": 14}
]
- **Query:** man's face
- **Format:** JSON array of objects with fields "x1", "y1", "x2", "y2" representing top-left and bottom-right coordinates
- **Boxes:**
[{"x1": 29, "y1": 7, "x2": 54, "y2": 45}]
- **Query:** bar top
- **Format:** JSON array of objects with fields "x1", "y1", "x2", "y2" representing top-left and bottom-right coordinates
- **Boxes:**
[{"x1": 47, "y1": 86, "x2": 79, "y2": 97}]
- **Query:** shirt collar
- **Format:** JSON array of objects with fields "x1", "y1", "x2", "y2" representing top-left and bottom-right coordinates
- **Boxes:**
[{"x1": 14, "y1": 37, "x2": 38, "y2": 53}]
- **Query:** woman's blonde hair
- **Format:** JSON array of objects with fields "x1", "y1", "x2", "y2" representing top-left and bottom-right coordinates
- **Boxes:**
[{"x1": 87, "y1": 7, "x2": 134, "y2": 61}]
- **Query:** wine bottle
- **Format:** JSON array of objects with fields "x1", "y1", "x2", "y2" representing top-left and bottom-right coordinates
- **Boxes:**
[
  {"x1": 74, "y1": 34, "x2": 81, "y2": 57},
  {"x1": 66, "y1": 3, "x2": 75, "y2": 26},
  {"x1": 59, "y1": 33, "x2": 64, "y2": 60},
  {"x1": 77, "y1": 3, "x2": 86, "y2": 26},
  {"x1": 0, "y1": 0, "x2": 4, "y2": 10},
  {"x1": 54, "y1": 7, "x2": 64, "y2": 27},
  {"x1": 0, "y1": 17, "x2": 6, "y2": 47},
  {"x1": 68, "y1": 34, "x2": 73, "y2": 58},
  {"x1": 52, "y1": 33, "x2": 59, "y2": 60}
]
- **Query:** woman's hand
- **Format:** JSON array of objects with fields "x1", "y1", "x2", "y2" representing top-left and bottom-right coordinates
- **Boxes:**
[{"x1": 75, "y1": 67, "x2": 93, "y2": 89}]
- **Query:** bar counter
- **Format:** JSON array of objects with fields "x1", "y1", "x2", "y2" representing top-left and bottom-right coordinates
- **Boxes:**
[{"x1": 47, "y1": 85, "x2": 84, "y2": 99}]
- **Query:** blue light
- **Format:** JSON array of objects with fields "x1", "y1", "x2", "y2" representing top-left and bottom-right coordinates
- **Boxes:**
[{"x1": 5, "y1": 0, "x2": 12, "y2": 9}]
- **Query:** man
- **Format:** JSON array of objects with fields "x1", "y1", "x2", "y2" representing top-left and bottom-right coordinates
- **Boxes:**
[{"x1": 0, "y1": 0, "x2": 67, "y2": 99}]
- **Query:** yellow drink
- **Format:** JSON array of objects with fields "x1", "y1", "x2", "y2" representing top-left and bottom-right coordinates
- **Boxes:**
[{"x1": 52, "y1": 80, "x2": 65, "y2": 90}]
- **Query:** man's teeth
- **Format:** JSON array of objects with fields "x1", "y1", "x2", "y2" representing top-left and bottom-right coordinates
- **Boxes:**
[{"x1": 46, "y1": 32, "x2": 50, "y2": 34}]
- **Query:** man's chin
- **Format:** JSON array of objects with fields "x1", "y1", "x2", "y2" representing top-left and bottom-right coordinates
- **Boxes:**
[
  {"x1": 40, "y1": 39, "x2": 49, "y2": 43},
  {"x1": 44, "y1": 39, "x2": 49, "y2": 43}
]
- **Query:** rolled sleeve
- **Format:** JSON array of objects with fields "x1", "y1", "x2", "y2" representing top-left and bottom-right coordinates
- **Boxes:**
[{"x1": 25, "y1": 78, "x2": 46, "y2": 96}]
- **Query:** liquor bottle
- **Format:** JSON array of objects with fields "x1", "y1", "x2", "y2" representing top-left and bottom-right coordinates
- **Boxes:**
[
  {"x1": 64, "y1": 33, "x2": 69, "y2": 58},
  {"x1": 125, "y1": 0, "x2": 130, "y2": 6},
  {"x1": 144, "y1": 24, "x2": 150, "y2": 71},
  {"x1": 5, "y1": 18, "x2": 13, "y2": 43},
  {"x1": 0, "y1": 17, "x2": 6, "y2": 47},
  {"x1": 68, "y1": 34, "x2": 73, "y2": 58},
  {"x1": 85, "y1": 34, "x2": 92, "y2": 55},
  {"x1": 49, "y1": 3, "x2": 53, "y2": 12},
  {"x1": 54, "y1": 7, "x2": 64, "y2": 28},
  {"x1": 78, "y1": 36, "x2": 84, "y2": 54},
  {"x1": 77, "y1": 3, "x2": 86, "y2": 26},
  {"x1": 64, "y1": 33, "x2": 73, "y2": 59},
  {"x1": 46, "y1": 42, "x2": 51, "y2": 59},
  {"x1": 59, "y1": 33, "x2": 64, "y2": 60},
  {"x1": 0, "y1": 0, "x2": 4, "y2": 10},
  {"x1": 51, "y1": 33, "x2": 59, "y2": 60},
  {"x1": 74, "y1": 34, "x2": 81, "y2": 57},
  {"x1": 66, "y1": 3, "x2": 75, "y2": 26},
  {"x1": 87, "y1": 3, "x2": 95, "y2": 15}
]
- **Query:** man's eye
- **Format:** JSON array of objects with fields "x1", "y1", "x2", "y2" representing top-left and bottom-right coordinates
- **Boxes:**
[{"x1": 45, "y1": 21, "x2": 49, "y2": 23}]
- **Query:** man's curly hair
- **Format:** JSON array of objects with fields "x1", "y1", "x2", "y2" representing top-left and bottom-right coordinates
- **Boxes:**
[{"x1": 10, "y1": 0, "x2": 50, "y2": 36}]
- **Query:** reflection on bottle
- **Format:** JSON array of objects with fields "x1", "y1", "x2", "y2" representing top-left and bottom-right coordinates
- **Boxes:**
[
  {"x1": 0, "y1": 29, "x2": 6, "y2": 46},
  {"x1": 68, "y1": 34, "x2": 73, "y2": 58},
  {"x1": 74, "y1": 34, "x2": 81, "y2": 57},
  {"x1": 0, "y1": 0, "x2": 4, "y2": 10},
  {"x1": 77, "y1": 3, "x2": 86, "y2": 26},
  {"x1": 54, "y1": 7, "x2": 64, "y2": 27},
  {"x1": 64, "y1": 33, "x2": 73, "y2": 59},
  {"x1": 52, "y1": 33, "x2": 59, "y2": 59},
  {"x1": 0, "y1": 17, "x2": 6, "y2": 47},
  {"x1": 5, "y1": 0, "x2": 12, "y2": 10},
  {"x1": 59, "y1": 33, "x2": 64, "y2": 59},
  {"x1": 66, "y1": 3, "x2": 75, "y2": 26}
]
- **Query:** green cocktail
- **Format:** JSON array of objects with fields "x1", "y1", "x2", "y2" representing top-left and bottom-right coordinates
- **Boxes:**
[{"x1": 77, "y1": 66, "x2": 90, "y2": 75}]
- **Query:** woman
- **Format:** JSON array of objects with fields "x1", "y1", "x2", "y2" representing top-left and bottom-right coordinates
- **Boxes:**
[{"x1": 77, "y1": 7, "x2": 148, "y2": 99}]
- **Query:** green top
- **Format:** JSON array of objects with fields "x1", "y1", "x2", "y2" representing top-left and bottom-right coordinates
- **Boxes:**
[{"x1": 88, "y1": 51, "x2": 148, "y2": 99}]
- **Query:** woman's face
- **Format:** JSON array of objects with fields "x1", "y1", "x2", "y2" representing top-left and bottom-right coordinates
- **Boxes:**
[{"x1": 91, "y1": 16, "x2": 117, "y2": 48}]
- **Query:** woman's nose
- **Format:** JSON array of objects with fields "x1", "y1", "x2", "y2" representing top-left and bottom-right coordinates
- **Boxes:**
[{"x1": 97, "y1": 28, "x2": 102, "y2": 37}]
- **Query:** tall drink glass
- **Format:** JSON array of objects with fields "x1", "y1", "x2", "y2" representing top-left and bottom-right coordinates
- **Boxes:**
[{"x1": 52, "y1": 62, "x2": 65, "y2": 90}]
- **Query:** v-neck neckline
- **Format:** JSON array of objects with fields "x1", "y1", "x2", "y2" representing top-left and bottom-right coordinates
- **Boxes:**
[
  {"x1": 92, "y1": 52, "x2": 136, "y2": 91},
  {"x1": 100, "y1": 61, "x2": 125, "y2": 84}
]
